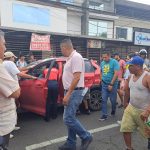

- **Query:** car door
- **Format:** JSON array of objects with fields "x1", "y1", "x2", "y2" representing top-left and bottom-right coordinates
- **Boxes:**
[
  {"x1": 19, "y1": 61, "x2": 53, "y2": 116},
  {"x1": 56, "y1": 61, "x2": 64, "y2": 105},
  {"x1": 84, "y1": 60, "x2": 95, "y2": 88},
  {"x1": 91, "y1": 60, "x2": 101, "y2": 85}
]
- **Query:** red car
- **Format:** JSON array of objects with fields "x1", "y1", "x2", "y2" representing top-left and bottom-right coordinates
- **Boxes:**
[{"x1": 19, "y1": 57, "x2": 101, "y2": 116}]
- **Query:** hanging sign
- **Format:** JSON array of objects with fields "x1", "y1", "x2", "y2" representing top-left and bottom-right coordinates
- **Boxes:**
[{"x1": 30, "y1": 33, "x2": 51, "y2": 51}]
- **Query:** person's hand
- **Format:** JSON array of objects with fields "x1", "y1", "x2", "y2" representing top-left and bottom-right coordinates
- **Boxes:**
[
  {"x1": 15, "y1": 100, "x2": 20, "y2": 108},
  {"x1": 123, "y1": 102, "x2": 128, "y2": 109},
  {"x1": 140, "y1": 110, "x2": 149, "y2": 122},
  {"x1": 108, "y1": 85, "x2": 113, "y2": 91},
  {"x1": 145, "y1": 127, "x2": 150, "y2": 136},
  {"x1": 32, "y1": 76, "x2": 37, "y2": 80},
  {"x1": 63, "y1": 93, "x2": 70, "y2": 106}
]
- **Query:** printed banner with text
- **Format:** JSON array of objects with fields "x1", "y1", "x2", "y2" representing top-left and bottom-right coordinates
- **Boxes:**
[{"x1": 30, "y1": 33, "x2": 51, "y2": 51}]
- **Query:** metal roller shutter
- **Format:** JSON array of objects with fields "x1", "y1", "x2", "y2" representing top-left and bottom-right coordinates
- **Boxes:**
[
  {"x1": 3, "y1": 29, "x2": 42, "y2": 62},
  {"x1": 2, "y1": 29, "x2": 88, "y2": 61},
  {"x1": 88, "y1": 48, "x2": 100, "y2": 63},
  {"x1": 51, "y1": 35, "x2": 87, "y2": 58}
]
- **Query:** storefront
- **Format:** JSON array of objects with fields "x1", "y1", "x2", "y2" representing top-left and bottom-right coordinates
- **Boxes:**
[
  {"x1": 4, "y1": 28, "x2": 150, "y2": 63},
  {"x1": 3, "y1": 29, "x2": 88, "y2": 61},
  {"x1": 133, "y1": 31, "x2": 150, "y2": 57}
]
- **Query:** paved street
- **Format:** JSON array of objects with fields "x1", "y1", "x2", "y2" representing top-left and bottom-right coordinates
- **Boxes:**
[
  {"x1": 9, "y1": 103, "x2": 148, "y2": 150},
  {"x1": 0, "y1": 0, "x2": 150, "y2": 150}
]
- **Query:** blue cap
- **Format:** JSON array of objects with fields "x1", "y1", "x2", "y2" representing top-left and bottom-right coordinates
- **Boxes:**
[{"x1": 126, "y1": 56, "x2": 144, "y2": 66}]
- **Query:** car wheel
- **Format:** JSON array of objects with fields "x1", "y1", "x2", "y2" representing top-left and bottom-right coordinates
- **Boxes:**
[{"x1": 89, "y1": 89, "x2": 102, "y2": 111}]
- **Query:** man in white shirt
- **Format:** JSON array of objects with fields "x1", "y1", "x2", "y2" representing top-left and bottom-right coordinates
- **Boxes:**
[
  {"x1": 3, "y1": 51, "x2": 37, "y2": 82},
  {"x1": 59, "y1": 39, "x2": 92, "y2": 150},
  {"x1": 3, "y1": 51, "x2": 36, "y2": 139},
  {"x1": 0, "y1": 30, "x2": 20, "y2": 150}
]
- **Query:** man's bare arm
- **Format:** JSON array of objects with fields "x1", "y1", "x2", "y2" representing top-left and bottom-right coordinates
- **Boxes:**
[
  {"x1": 147, "y1": 75, "x2": 150, "y2": 91},
  {"x1": 18, "y1": 67, "x2": 28, "y2": 72},
  {"x1": 9, "y1": 88, "x2": 21, "y2": 99},
  {"x1": 123, "y1": 77, "x2": 130, "y2": 108},
  {"x1": 140, "y1": 75, "x2": 150, "y2": 122},
  {"x1": 18, "y1": 72, "x2": 37, "y2": 79},
  {"x1": 110, "y1": 70, "x2": 118, "y2": 85}
]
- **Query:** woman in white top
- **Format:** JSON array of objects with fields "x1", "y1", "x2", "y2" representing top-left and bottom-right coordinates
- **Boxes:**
[{"x1": 16, "y1": 54, "x2": 27, "y2": 70}]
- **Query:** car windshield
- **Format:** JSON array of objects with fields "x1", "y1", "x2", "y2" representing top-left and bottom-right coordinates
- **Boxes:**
[
  {"x1": 26, "y1": 60, "x2": 43, "y2": 69},
  {"x1": 26, "y1": 58, "x2": 54, "y2": 69},
  {"x1": 84, "y1": 60, "x2": 95, "y2": 73}
]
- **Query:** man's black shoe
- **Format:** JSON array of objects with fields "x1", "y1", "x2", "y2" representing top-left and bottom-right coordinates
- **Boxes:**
[
  {"x1": 84, "y1": 109, "x2": 90, "y2": 115},
  {"x1": 111, "y1": 110, "x2": 115, "y2": 116},
  {"x1": 118, "y1": 104, "x2": 123, "y2": 108},
  {"x1": 148, "y1": 138, "x2": 150, "y2": 150},
  {"x1": 58, "y1": 142, "x2": 76, "y2": 150},
  {"x1": 51, "y1": 114, "x2": 57, "y2": 119},
  {"x1": 44, "y1": 117, "x2": 50, "y2": 122},
  {"x1": 76, "y1": 110, "x2": 81, "y2": 115},
  {"x1": 80, "y1": 136, "x2": 93, "y2": 150},
  {"x1": 126, "y1": 148, "x2": 134, "y2": 150}
]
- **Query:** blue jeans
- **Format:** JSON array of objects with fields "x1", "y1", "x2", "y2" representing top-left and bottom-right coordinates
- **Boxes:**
[
  {"x1": 101, "y1": 82, "x2": 117, "y2": 116},
  {"x1": 45, "y1": 80, "x2": 58, "y2": 119},
  {"x1": 0, "y1": 134, "x2": 10, "y2": 150},
  {"x1": 63, "y1": 90, "x2": 91, "y2": 147}
]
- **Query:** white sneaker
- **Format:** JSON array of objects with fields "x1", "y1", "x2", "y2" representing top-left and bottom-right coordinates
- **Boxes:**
[
  {"x1": 10, "y1": 134, "x2": 14, "y2": 139},
  {"x1": 14, "y1": 126, "x2": 20, "y2": 131},
  {"x1": 117, "y1": 120, "x2": 121, "y2": 125}
]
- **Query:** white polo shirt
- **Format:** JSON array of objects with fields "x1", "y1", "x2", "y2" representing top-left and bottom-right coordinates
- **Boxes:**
[
  {"x1": 3, "y1": 60, "x2": 20, "y2": 81},
  {"x1": 0, "y1": 61, "x2": 20, "y2": 136},
  {"x1": 62, "y1": 50, "x2": 85, "y2": 90}
]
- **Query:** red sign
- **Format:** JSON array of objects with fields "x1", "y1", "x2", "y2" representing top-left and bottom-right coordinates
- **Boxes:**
[{"x1": 30, "y1": 33, "x2": 51, "y2": 51}]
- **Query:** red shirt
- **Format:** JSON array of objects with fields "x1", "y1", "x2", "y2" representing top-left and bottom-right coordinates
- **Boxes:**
[{"x1": 43, "y1": 68, "x2": 59, "y2": 80}]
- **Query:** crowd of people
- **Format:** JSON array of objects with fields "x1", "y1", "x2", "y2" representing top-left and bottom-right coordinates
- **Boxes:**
[
  {"x1": 0, "y1": 29, "x2": 150, "y2": 150},
  {"x1": 100, "y1": 50, "x2": 150, "y2": 150}
]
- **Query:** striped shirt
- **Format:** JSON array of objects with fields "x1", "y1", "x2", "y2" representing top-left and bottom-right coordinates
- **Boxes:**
[{"x1": 0, "y1": 61, "x2": 20, "y2": 136}]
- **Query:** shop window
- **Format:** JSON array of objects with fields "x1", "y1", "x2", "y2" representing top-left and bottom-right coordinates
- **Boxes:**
[
  {"x1": 89, "y1": 19, "x2": 112, "y2": 38},
  {"x1": 12, "y1": 3, "x2": 50, "y2": 26},
  {"x1": 116, "y1": 27, "x2": 127, "y2": 40},
  {"x1": 89, "y1": 1, "x2": 104, "y2": 11},
  {"x1": 116, "y1": 5, "x2": 150, "y2": 21},
  {"x1": 60, "y1": 0, "x2": 74, "y2": 4}
]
